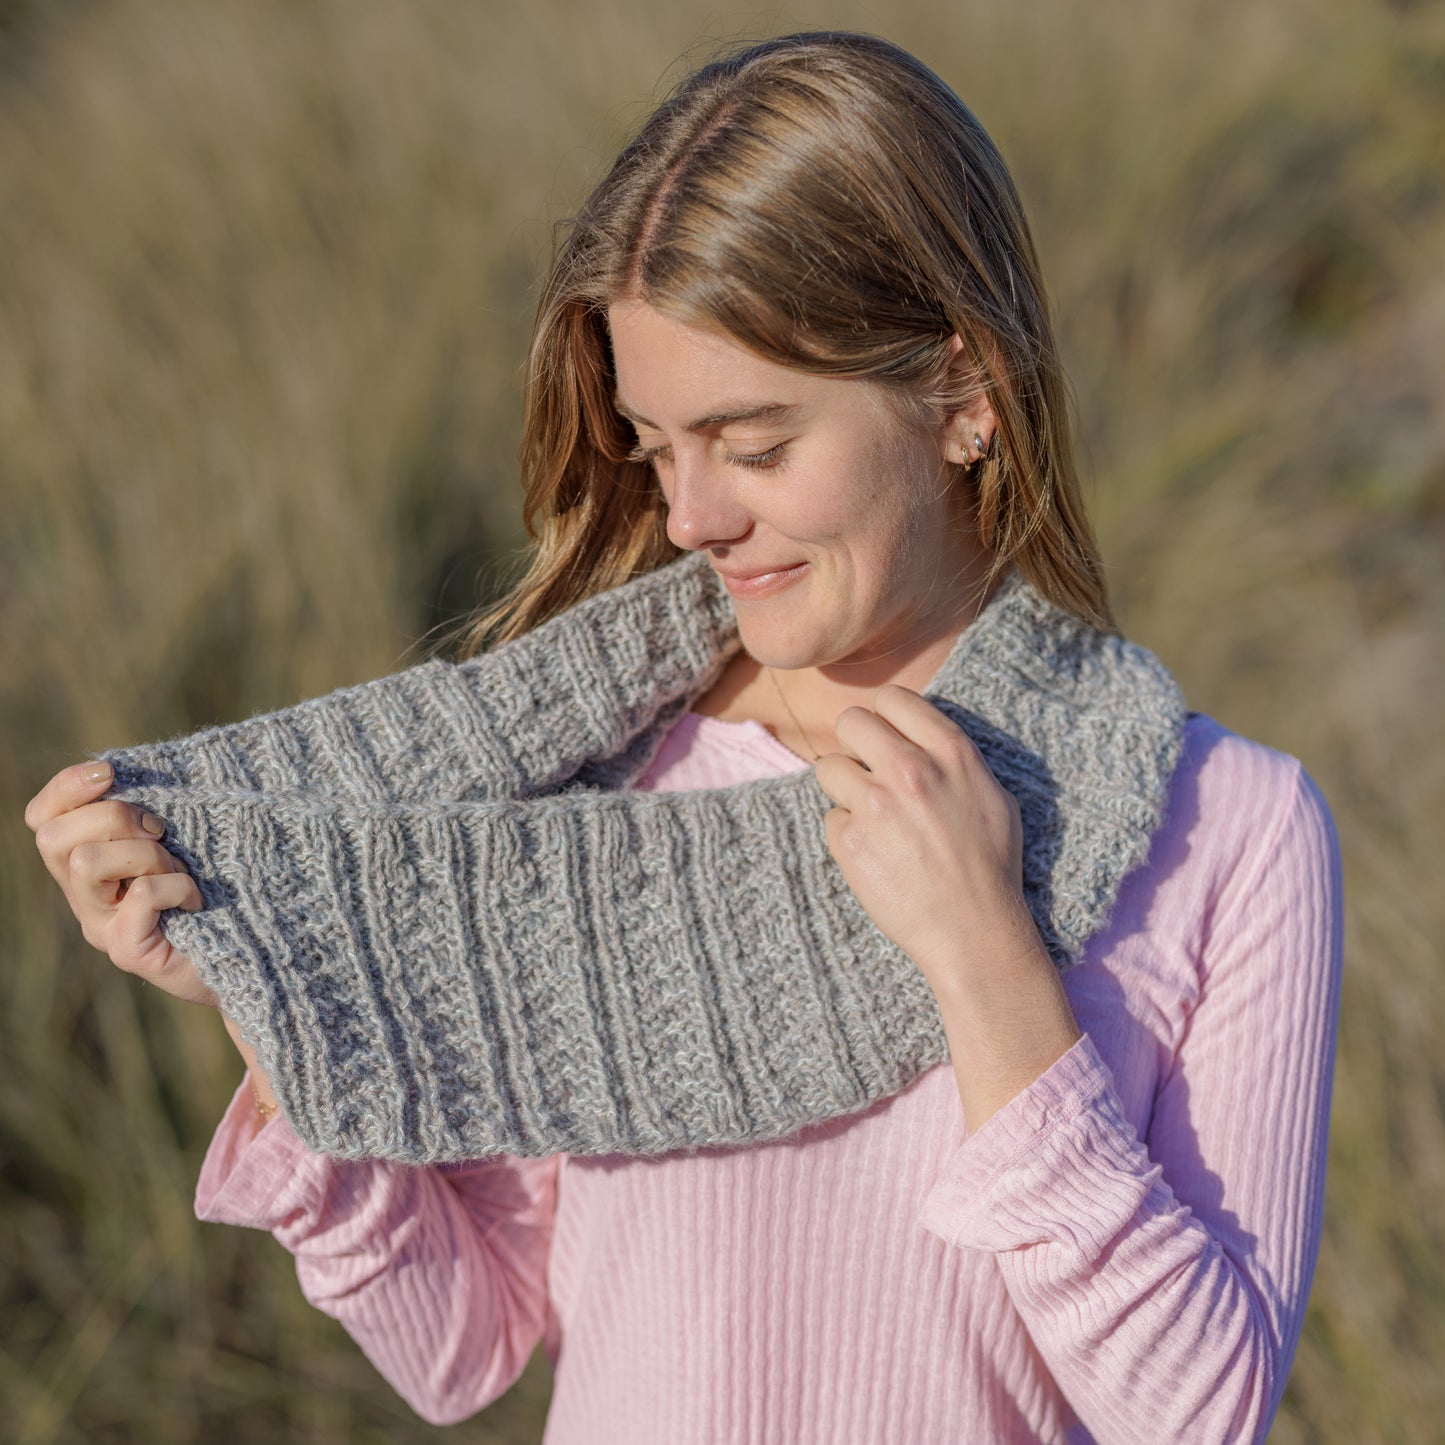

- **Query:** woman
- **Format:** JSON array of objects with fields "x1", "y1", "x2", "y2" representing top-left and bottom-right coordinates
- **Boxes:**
[{"x1": 25, "y1": 31, "x2": 1341, "y2": 1444}]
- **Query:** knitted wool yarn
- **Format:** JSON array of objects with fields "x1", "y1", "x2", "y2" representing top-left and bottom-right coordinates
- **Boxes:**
[{"x1": 94, "y1": 550, "x2": 1185, "y2": 1163}]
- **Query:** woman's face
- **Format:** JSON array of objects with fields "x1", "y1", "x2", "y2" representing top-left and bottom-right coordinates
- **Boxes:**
[{"x1": 607, "y1": 297, "x2": 989, "y2": 675}]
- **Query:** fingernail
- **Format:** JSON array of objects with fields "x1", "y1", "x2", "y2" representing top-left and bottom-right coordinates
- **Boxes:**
[
  {"x1": 141, "y1": 813, "x2": 165, "y2": 836},
  {"x1": 81, "y1": 762, "x2": 112, "y2": 786}
]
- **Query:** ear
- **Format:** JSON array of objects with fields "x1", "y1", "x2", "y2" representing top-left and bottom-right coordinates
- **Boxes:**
[{"x1": 937, "y1": 334, "x2": 999, "y2": 468}]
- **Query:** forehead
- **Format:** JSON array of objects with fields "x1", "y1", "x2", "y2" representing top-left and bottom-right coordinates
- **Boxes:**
[{"x1": 606, "y1": 299, "x2": 863, "y2": 426}]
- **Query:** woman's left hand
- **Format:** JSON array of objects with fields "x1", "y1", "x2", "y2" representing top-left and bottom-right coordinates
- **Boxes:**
[
  {"x1": 813, "y1": 684, "x2": 1047, "y2": 998},
  {"x1": 816, "y1": 685, "x2": 1081, "y2": 1130}
]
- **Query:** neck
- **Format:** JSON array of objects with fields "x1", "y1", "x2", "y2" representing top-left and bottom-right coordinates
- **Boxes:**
[{"x1": 695, "y1": 563, "x2": 1003, "y2": 760}]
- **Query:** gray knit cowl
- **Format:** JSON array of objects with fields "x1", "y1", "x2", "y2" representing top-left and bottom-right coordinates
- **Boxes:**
[{"x1": 93, "y1": 550, "x2": 1185, "y2": 1163}]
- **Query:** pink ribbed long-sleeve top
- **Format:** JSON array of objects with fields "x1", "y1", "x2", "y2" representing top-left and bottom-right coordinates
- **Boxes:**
[{"x1": 195, "y1": 709, "x2": 1342, "y2": 1444}]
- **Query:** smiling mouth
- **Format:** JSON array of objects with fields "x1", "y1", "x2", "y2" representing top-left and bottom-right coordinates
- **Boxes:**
[{"x1": 715, "y1": 562, "x2": 809, "y2": 599}]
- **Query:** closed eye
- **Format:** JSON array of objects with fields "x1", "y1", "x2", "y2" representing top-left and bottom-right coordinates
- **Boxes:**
[
  {"x1": 625, "y1": 442, "x2": 788, "y2": 471},
  {"x1": 725, "y1": 443, "x2": 787, "y2": 470}
]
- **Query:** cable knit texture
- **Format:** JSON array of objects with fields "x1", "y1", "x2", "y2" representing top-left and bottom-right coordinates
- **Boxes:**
[
  {"x1": 95, "y1": 550, "x2": 1185, "y2": 1162},
  {"x1": 195, "y1": 711, "x2": 1343, "y2": 1443}
]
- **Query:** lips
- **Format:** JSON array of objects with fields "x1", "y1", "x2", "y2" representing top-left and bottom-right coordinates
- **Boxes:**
[
  {"x1": 715, "y1": 563, "x2": 804, "y2": 582},
  {"x1": 714, "y1": 561, "x2": 809, "y2": 600}
]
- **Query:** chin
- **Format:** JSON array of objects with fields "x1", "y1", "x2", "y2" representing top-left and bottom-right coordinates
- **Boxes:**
[
  {"x1": 739, "y1": 631, "x2": 806, "y2": 671},
  {"x1": 738, "y1": 623, "x2": 845, "y2": 673}
]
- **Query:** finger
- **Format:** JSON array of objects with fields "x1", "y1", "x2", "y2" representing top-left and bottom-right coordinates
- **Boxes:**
[
  {"x1": 70, "y1": 838, "x2": 184, "y2": 909},
  {"x1": 813, "y1": 750, "x2": 873, "y2": 810},
  {"x1": 24, "y1": 760, "x2": 116, "y2": 833},
  {"x1": 111, "y1": 874, "x2": 216, "y2": 1007},
  {"x1": 113, "y1": 871, "x2": 204, "y2": 951},
  {"x1": 34, "y1": 803, "x2": 170, "y2": 893},
  {"x1": 871, "y1": 684, "x2": 981, "y2": 762},
  {"x1": 823, "y1": 803, "x2": 851, "y2": 858},
  {"x1": 832, "y1": 702, "x2": 929, "y2": 775},
  {"x1": 34, "y1": 798, "x2": 164, "y2": 857}
]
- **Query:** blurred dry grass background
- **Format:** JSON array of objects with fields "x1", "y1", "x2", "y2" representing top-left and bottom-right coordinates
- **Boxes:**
[{"x1": 2, "y1": 0, "x2": 1441, "y2": 1440}]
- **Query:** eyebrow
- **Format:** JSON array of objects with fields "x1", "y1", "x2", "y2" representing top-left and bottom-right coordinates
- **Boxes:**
[{"x1": 612, "y1": 396, "x2": 802, "y2": 433}]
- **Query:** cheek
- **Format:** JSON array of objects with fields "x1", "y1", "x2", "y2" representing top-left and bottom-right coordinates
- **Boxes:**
[
  {"x1": 854, "y1": 461, "x2": 934, "y2": 559},
  {"x1": 772, "y1": 412, "x2": 939, "y2": 557},
  {"x1": 861, "y1": 476, "x2": 955, "y2": 594}
]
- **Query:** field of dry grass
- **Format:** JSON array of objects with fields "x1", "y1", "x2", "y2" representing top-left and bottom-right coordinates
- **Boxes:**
[{"x1": 3, "y1": 0, "x2": 1442, "y2": 1440}]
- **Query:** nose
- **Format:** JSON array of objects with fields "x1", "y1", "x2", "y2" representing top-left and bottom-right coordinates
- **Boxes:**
[{"x1": 662, "y1": 454, "x2": 753, "y2": 552}]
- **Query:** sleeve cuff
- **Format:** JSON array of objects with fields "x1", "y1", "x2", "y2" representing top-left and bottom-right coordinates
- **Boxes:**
[
  {"x1": 195, "y1": 1074, "x2": 329, "y2": 1229},
  {"x1": 918, "y1": 1032, "x2": 1152, "y2": 1254}
]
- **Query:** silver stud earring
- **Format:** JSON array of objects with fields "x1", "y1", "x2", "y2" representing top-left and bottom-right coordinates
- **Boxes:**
[{"x1": 973, "y1": 433, "x2": 986, "y2": 465}]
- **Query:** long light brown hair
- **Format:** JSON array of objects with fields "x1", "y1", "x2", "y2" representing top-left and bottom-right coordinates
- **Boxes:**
[{"x1": 449, "y1": 30, "x2": 1111, "y2": 658}]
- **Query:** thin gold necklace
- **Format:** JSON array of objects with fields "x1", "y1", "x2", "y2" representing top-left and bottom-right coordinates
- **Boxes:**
[{"x1": 765, "y1": 668, "x2": 823, "y2": 762}]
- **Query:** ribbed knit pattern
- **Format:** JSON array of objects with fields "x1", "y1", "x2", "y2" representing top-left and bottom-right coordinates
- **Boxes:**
[
  {"x1": 195, "y1": 710, "x2": 1343, "y2": 1443},
  {"x1": 94, "y1": 552, "x2": 1184, "y2": 1164}
]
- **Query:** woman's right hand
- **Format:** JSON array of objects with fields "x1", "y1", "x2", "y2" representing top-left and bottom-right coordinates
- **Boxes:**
[{"x1": 25, "y1": 760, "x2": 217, "y2": 1007}]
